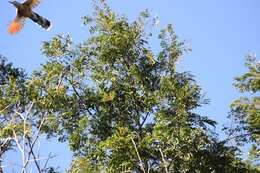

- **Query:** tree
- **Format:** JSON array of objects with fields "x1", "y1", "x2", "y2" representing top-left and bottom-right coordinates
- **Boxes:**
[
  {"x1": 0, "y1": 55, "x2": 26, "y2": 172},
  {"x1": 30, "y1": 1, "x2": 259, "y2": 172},
  {"x1": 0, "y1": 56, "x2": 57, "y2": 172},
  {"x1": 227, "y1": 53, "x2": 260, "y2": 167},
  {"x1": 1, "y1": 1, "x2": 258, "y2": 172}
]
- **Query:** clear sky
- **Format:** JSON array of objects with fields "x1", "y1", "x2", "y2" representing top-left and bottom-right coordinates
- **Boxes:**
[{"x1": 0, "y1": 0, "x2": 259, "y2": 172}]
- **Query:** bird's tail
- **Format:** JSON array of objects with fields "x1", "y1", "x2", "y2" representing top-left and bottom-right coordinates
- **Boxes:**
[
  {"x1": 7, "y1": 19, "x2": 24, "y2": 34},
  {"x1": 29, "y1": 12, "x2": 51, "y2": 30}
]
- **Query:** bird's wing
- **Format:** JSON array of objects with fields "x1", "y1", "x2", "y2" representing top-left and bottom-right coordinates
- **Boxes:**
[
  {"x1": 23, "y1": 0, "x2": 40, "y2": 8},
  {"x1": 7, "y1": 16, "x2": 25, "y2": 34}
]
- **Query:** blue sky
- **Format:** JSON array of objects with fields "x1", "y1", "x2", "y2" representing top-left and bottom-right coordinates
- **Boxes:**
[{"x1": 0, "y1": 0, "x2": 259, "y2": 171}]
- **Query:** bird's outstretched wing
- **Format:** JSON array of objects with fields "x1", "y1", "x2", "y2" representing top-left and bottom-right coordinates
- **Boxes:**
[
  {"x1": 23, "y1": 0, "x2": 40, "y2": 8},
  {"x1": 7, "y1": 17, "x2": 25, "y2": 34}
]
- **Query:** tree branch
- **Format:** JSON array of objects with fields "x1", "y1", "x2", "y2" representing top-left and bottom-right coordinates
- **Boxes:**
[
  {"x1": 159, "y1": 148, "x2": 169, "y2": 173},
  {"x1": 131, "y1": 137, "x2": 146, "y2": 173}
]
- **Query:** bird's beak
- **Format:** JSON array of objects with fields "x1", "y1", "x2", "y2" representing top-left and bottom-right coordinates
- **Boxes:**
[{"x1": 8, "y1": 1, "x2": 14, "y2": 5}]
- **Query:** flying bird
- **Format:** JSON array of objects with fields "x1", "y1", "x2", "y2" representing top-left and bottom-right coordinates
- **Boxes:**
[{"x1": 8, "y1": 0, "x2": 51, "y2": 34}]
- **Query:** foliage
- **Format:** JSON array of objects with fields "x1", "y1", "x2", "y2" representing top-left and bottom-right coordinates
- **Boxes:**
[
  {"x1": 32, "y1": 1, "x2": 259, "y2": 172},
  {"x1": 0, "y1": 55, "x2": 27, "y2": 173},
  {"x1": 1, "y1": 1, "x2": 259, "y2": 172},
  {"x1": 0, "y1": 55, "x2": 26, "y2": 151},
  {"x1": 228, "y1": 53, "x2": 260, "y2": 166},
  {"x1": 0, "y1": 55, "x2": 58, "y2": 172}
]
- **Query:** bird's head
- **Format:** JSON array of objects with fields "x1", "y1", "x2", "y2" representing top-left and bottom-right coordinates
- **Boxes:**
[{"x1": 9, "y1": 1, "x2": 20, "y2": 8}]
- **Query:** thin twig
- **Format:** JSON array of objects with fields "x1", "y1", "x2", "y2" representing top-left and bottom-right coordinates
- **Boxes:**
[
  {"x1": 26, "y1": 113, "x2": 47, "y2": 172},
  {"x1": 159, "y1": 148, "x2": 169, "y2": 173},
  {"x1": 12, "y1": 130, "x2": 24, "y2": 161},
  {"x1": 15, "y1": 111, "x2": 25, "y2": 121},
  {"x1": 130, "y1": 137, "x2": 146, "y2": 173},
  {"x1": 140, "y1": 113, "x2": 149, "y2": 128},
  {"x1": 0, "y1": 138, "x2": 12, "y2": 149},
  {"x1": 31, "y1": 114, "x2": 47, "y2": 148},
  {"x1": 43, "y1": 153, "x2": 57, "y2": 171},
  {"x1": 67, "y1": 79, "x2": 93, "y2": 116},
  {"x1": 28, "y1": 141, "x2": 41, "y2": 172},
  {"x1": 12, "y1": 129, "x2": 26, "y2": 173},
  {"x1": 25, "y1": 102, "x2": 34, "y2": 118},
  {"x1": 22, "y1": 111, "x2": 27, "y2": 172},
  {"x1": 0, "y1": 104, "x2": 12, "y2": 113}
]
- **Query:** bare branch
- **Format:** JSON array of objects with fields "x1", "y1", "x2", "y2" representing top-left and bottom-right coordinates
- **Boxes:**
[
  {"x1": 131, "y1": 137, "x2": 146, "y2": 173},
  {"x1": 25, "y1": 102, "x2": 34, "y2": 118},
  {"x1": 15, "y1": 111, "x2": 25, "y2": 121},
  {"x1": 28, "y1": 140, "x2": 41, "y2": 173},
  {"x1": 0, "y1": 104, "x2": 12, "y2": 114},
  {"x1": 159, "y1": 148, "x2": 169, "y2": 173},
  {"x1": 25, "y1": 113, "x2": 47, "y2": 173},
  {"x1": 12, "y1": 130, "x2": 24, "y2": 161},
  {"x1": 140, "y1": 112, "x2": 149, "y2": 128},
  {"x1": 12, "y1": 129, "x2": 27, "y2": 173},
  {"x1": 43, "y1": 153, "x2": 57, "y2": 171},
  {"x1": 10, "y1": 110, "x2": 50, "y2": 173}
]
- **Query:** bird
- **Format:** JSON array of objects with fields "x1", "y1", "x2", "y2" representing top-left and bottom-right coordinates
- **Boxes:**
[{"x1": 8, "y1": 0, "x2": 51, "y2": 34}]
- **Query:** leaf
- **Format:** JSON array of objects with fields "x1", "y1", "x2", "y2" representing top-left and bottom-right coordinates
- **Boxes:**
[{"x1": 101, "y1": 91, "x2": 115, "y2": 102}]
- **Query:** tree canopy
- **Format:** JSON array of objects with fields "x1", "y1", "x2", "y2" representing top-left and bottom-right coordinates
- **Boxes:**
[
  {"x1": 0, "y1": 1, "x2": 259, "y2": 172},
  {"x1": 228, "y1": 53, "x2": 260, "y2": 166}
]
